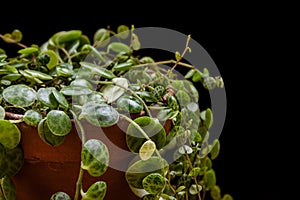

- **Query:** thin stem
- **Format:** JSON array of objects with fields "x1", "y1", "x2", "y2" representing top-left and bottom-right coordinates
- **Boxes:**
[
  {"x1": 167, "y1": 35, "x2": 191, "y2": 76},
  {"x1": 168, "y1": 170, "x2": 179, "y2": 200},
  {"x1": 131, "y1": 60, "x2": 195, "y2": 70},
  {"x1": 59, "y1": 47, "x2": 72, "y2": 64},
  {"x1": 70, "y1": 110, "x2": 86, "y2": 200},
  {"x1": 120, "y1": 114, "x2": 150, "y2": 140},
  {"x1": 0, "y1": 34, "x2": 27, "y2": 49}
]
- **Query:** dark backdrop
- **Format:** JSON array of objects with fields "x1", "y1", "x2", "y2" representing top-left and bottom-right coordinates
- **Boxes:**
[{"x1": 1, "y1": 2, "x2": 280, "y2": 200}]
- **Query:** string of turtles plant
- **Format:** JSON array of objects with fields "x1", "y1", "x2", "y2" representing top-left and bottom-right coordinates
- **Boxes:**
[{"x1": 0, "y1": 25, "x2": 233, "y2": 200}]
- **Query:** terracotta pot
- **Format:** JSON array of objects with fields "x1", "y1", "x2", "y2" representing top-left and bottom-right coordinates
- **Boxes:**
[{"x1": 11, "y1": 119, "x2": 139, "y2": 200}]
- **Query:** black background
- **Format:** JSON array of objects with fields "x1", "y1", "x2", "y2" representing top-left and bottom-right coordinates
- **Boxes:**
[{"x1": 1, "y1": 2, "x2": 281, "y2": 200}]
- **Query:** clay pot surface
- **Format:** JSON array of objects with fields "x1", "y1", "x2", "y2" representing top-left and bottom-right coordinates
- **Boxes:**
[{"x1": 12, "y1": 120, "x2": 139, "y2": 200}]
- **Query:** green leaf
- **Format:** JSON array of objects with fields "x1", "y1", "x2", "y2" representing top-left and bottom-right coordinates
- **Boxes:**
[
  {"x1": 102, "y1": 78, "x2": 128, "y2": 103},
  {"x1": 60, "y1": 86, "x2": 93, "y2": 96},
  {"x1": 56, "y1": 66, "x2": 74, "y2": 77},
  {"x1": 80, "y1": 101, "x2": 119, "y2": 127},
  {"x1": 94, "y1": 28, "x2": 110, "y2": 46},
  {"x1": 0, "y1": 176, "x2": 16, "y2": 200},
  {"x1": 17, "y1": 47, "x2": 39, "y2": 54},
  {"x1": 56, "y1": 30, "x2": 82, "y2": 43},
  {"x1": 0, "y1": 120, "x2": 21, "y2": 150},
  {"x1": 2, "y1": 84, "x2": 37, "y2": 107},
  {"x1": 184, "y1": 69, "x2": 195, "y2": 79},
  {"x1": 1, "y1": 74, "x2": 22, "y2": 81},
  {"x1": 192, "y1": 70, "x2": 202, "y2": 82},
  {"x1": 107, "y1": 42, "x2": 131, "y2": 53},
  {"x1": 175, "y1": 90, "x2": 190, "y2": 107},
  {"x1": 117, "y1": 25, "x2": 130, "y2": 39},
  {"x1": 125, "y1": 156, "x2": 168, "y2": 189},
  {"x1": 80, "y1": 61, "x2": 116, "y2": 79},
  {"x1": 205, "y1": 169, "x2": 216, "y2": 189},
  {"x1": 189, "y1": 184, "x2": 202, "y2": 195},
  {"x1": 70, "y1": 78, "x2": 94, "y2": 90},
  {"x1": 52, "y1": 89, "x2": 69, "y2": 109},
  {"x1": 176, "y1": 186, "x2": 186, "y2": 192},
  {"x1": 156, "y1": 108, "x2": 178, "y2": 121},
  {"x1": 24, "y1": 69, "x2": 53, "y2": 80},
  {"x1": 142, "y1": 173, "x2": 165, "y2": 195},
  {"x1": 113, "y1": 62, "x2": 133, "y2": 71},
  {"x1": 81, "y1": 139, "x2": 109, "y2": 177},
  {"x1": 210, "y1": 139, "x2": 220, "y2": 160},
  {"x1": 205, "y1": 108, "x2": 213, "y2": 129},
  {"x1": 188, "y1": 167, "x2": 201, "y2": 177},
  {"x1": 131, "y1": 33, "x2": 141, "y2": 51},
  {"x1": 222, "y1": 194, "x2": 233, "y2": 200},
  {"x1": 23, "y1": 109, "x2": 42, "y2": 126},
  {"x1": 50, "y1": 192, "x2": 71, "y2": 200},
  {"x1": 40, "y1": 50, "x2": 59, "y2": 70},
  {"x1": 38, "y1": 119, "x2": 65, "y2": 146},
  {"x1": 210, "y1": 185, "x2": 221, "y2": 200},
  {"x1": 0, "y1": 106, "x2": 4, "y2": 120},
  {"x1": 82, "y1": 181, "x2": 107, "y2": 200},
  {"x1": 1, "y1": 146, "x2": 24, "y2": 177},
  {"x1": 175, "y1": 51, "x2": 181, "y2": 61},
  {"x1": 117, "y1": 95, "x2": 143, "y2": 114},
  {"x1": 37, "y1": 87, "x2": 58, "y2": 108},
  {"x1": 11, "y1": 29, "x2": 22, "y2": 42},
  {"x1": 46, "y1": 110, "x2": 72, "y2": 136},
  {"x1": 139, "y1": 140, "x2": 156, "y2": 161},
  {"x1": 126, "y1": 116, "x2": 166, "y2": 153}
]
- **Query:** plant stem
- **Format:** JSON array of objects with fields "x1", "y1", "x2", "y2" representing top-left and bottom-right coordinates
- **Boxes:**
[
  {"x1": 0, "y1": 34, "x2": 27, "y2": 48},
  {"x1": 167, "y1": 35, "x2": 191, "y2": 77},
  {"x1": 120, "y1": 114, "x2": 151, "y2": 140},
  {"x1": 131, "y1": 60, "x2": 195, "y2": 70},
  {"x1": 70, "y1": 110, "x2": 86, "y2": 200}
]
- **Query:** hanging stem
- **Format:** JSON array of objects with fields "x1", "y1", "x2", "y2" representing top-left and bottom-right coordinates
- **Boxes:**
[{"x1": 70, "y1": 110, "x2": 86, "y2": 200}]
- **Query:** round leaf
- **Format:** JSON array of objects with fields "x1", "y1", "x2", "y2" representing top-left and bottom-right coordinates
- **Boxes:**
[
  {"x1": 175, "y1": 90, "x2": 190, "y2": 107},
  {"x1": 117, "y1": 25, "x2": 130, "y2": 39},
  {"x1": 2, "y1": 84, "x2": 37, "y2": 107},
  {"x1": 139, "y1": 140, "x2": 156, "y2": 161},
  {"x1": 1, "y1": 147, "x2": 24, "y2": 176},
  {"x1": 46, "y1": 110, "x2": 71, "y2": 136},
  {"x1": 80, "y1": 102, "x2": 119, "y2": 127},
  {"x1": 82, "y1": 181, "x2": 107, "y2": 200},
  {"x1": 0, "y1": 106, "x2": 4, "y2": 120},
  {"x1": 101, "y1": 77, "x2": 128, "y2": 103},
  {"x1": 142, "y1": 173, "x2": 165, "y2": 194},
  {"x1": 117, "y1": 95, "x2": 143, "y2": 113},
  {"x1": 107, "y1": 42, "x2": 131, "y2": 53},
  {"x1": 189, "y1": 184, "x2": 202, "y2": 195},
  {"x1": 80, "y1": 62, "x2": 116, "y2": 79},
  {"x1": 60, "y1": 86, "x2": 93, "y2": 96},
  {"x1": 38, "y1": 119, "x2": 65, "y2": 146},
  {"x1": 126, "y1": 116, "x2": 166, "y2": 153},
  {"x1": 23, "y1": 109, "x2": 42, "y2": 126},
  {"x1": 70, "y1": 78, "x2": 94, "y2": 89},
  {"x1": 210, "y1": 185, "x2": 221, "y2": 200},
  {"x1": 50, "y1": 192, "x2": 71, "y2": 200},
  {"x1": 0, "y1": 120, "x2": 21, "y2": 150},
  {"x1": 0, "y1": 176, "x2": 16, "y2": 200},
  {"x1": 52, "y1": 89, "x2": 69, "y2": 109},
  {"x1": 81, "y1": 139, "x2": 109, "y2": 177},
  {"x1": 37, "y1": 87, "x2": 58, "y2": 108},
  {"x1": 125, "y1": 156, "x2": 168, "y2": 189}
]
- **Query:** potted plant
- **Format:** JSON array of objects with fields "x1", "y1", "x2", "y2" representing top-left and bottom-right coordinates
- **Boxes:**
[{"x1": 0, "y1": 25, "x2": 232, "y2": 200}]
